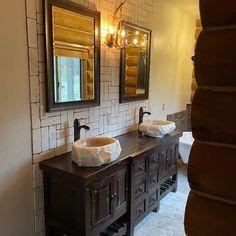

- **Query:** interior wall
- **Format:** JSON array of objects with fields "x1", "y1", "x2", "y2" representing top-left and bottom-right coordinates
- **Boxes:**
[
  {"x1": 150, "y1": 0, "x2": 195, "y2": 120},
  {"x1": 0, "y1": 0, "x2": 34, "y2": 235}
]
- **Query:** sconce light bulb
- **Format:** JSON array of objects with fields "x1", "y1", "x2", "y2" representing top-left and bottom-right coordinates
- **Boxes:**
[
  {"x1": 121, "y1": 29, "x2": 126, "y2": 38},
  {"x1": 135, "y1": 31, "x2": 139, "y2": 35},
  {"x1": 109, "y1": 25, "x2": 115, "y2": 34},
  {"x1": 133, "y1": 38, "x2": 138, "y2": 45}
]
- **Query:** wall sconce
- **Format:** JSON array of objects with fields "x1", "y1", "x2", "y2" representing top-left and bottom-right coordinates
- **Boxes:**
[
  {"x1": 105, "y1": 0, "x2": 127, "y2": 48},
  {"x1": 105, "y1": 0, "x2": 148, "y2": 49}
]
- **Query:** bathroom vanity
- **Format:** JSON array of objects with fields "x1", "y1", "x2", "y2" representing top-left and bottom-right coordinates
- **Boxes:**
[{"x1": 40, "y1": 131, "x2": 181, "y2": 236}]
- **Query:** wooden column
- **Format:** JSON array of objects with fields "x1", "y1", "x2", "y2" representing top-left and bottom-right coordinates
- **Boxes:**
[{"x1": 185, "y1": 0, "x2": 236, "y2": 235}]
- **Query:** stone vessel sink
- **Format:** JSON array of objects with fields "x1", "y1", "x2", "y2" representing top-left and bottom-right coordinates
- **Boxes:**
[
  {"x1": 72, "y1": 137, "x2": 121, "y2": 167},
  {"x1": 139, "y1": 120, "x2": 176, "y2": 138}
]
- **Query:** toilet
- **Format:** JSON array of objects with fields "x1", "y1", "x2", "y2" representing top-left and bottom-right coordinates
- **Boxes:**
[{"x1": 179, "y1": 132, "x2": 194, "y2": 164}]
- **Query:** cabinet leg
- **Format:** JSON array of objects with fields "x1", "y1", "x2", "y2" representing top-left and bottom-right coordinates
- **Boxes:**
[
  {"x1": 126, "y1": 222, "x2": 135, "y2": 236},
  {"x1": 153, "y1": 207, "x2": 158, "y2": 213},
  {"x1": 172, "y1": 187, "x2": 177, "y2": 193}
]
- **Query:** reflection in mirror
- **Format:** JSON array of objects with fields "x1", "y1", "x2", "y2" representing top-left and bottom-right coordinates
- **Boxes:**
[
  {"x1": 44, "y1": 0, "x2": 100, "y2": 112},
  {"x1": 52, "y1": 6, "x2": 94, "y2": 102},
  {"x1": 120, "y1": 22, "x2": 151, "y2": 103}
]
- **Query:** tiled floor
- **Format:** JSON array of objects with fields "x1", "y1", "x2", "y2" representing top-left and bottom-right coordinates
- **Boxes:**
[{"x1": 134, "y1": 161, "x2": 190, "y2": 236}]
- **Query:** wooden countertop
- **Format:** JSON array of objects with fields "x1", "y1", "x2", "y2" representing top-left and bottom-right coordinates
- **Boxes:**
[{"x1": 39, "y1": 130, "x2": 182, "y2": 183}]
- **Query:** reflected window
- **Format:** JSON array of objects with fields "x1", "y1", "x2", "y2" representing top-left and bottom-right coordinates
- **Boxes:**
[{"x1": 54, "y1": 56, "x2": 82, "y2": 102}]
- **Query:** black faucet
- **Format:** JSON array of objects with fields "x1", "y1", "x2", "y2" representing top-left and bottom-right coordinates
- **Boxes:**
[
  {"x1": 138, "y1": 107, "x2": 151, "y2": 137},
  {"x1": 74, "y1": 118, "x2": 90, "y2": 142}
]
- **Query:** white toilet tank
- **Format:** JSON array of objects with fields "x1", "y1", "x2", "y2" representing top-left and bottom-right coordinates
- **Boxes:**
[{"x1": 179, "y1": 132, "x2": 194, "y2": 164}]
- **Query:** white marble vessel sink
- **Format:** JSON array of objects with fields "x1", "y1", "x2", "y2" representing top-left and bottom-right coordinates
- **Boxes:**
[
  {"x1": 139, "y1": 120, "x2": 176, "y2": 138},
  {"x1": 72, "y1": 136, "x2": 121, "y2": 167}
]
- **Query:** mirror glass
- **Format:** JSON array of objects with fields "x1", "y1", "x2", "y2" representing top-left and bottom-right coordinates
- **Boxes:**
[
  {"x1": 45, "y1": 0, "x2": 100, "y2": 112},
  {"x1": 120, "y1": 22, "x2": 151, "y2": 103}
]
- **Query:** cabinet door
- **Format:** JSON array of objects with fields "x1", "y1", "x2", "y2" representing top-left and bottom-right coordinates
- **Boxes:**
[
  {"x1": 159, "y1": 149, "x2": 168, "y2": 180},
  {"x1": 114, "y1": 167, "x2": 128, "y2": 216},
  {"x1": 91, "y1": 177, "x2": 114, "y2": 229},
  {"x1": 166, "y1": 143, "x2": 178, "y2": 174}
]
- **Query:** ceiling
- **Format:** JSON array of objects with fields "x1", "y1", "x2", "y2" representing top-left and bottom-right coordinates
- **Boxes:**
[{"x1": 165, "y1": 0, "x2": 200, "y2": 17}]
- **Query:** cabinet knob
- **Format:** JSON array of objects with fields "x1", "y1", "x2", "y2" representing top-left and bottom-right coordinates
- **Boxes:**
[
  {"x1": 111, "y1": 193, "x2": 117, "y2": 200},
  {"x1": 139, "y1": 166, "x2": 144, "y2": 171},
  {"x1": 138, "y1": 208, "x2": 143, "y2": 213},
  {"x1": 138, "y1": 187, "x2": 143, "y2": 192},
  {"x1": 94, "y1": 190, "x2": 98, "y2": 194}
]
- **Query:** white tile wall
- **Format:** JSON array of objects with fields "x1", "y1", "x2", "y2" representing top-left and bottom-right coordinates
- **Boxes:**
[{"x1": 26, "y1": 0, "x2": 154, "y2": 234}]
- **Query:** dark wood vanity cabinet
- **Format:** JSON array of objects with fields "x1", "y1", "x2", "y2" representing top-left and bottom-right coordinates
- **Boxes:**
[{"x1": 40, "y1": 131, "x2": 181, "y2": 236}]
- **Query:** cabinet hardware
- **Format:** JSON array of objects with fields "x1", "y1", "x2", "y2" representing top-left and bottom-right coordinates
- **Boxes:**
[
  {"x1": 139, "y1": 166, "x2": 144, "y2": 171},
  {"x1": 111, "y1": 193, "x2": 118, "y2": 200},
  {"x1": 138, "y1": 208, "x2": 143, "y2": 213}
]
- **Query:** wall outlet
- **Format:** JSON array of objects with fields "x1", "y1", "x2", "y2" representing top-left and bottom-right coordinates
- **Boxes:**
[
  {"x1": 162, "y1": 104, "x2": 165, "y2": 111},
  {"x1": 107, "y1": 114, "x2": 112, "y2": 125}
]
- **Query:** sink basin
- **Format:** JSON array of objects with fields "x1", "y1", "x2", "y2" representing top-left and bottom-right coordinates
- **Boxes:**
[
  {"x1": 139, "y1": 120, "x2": 176, "y2": 138},
  {"x1": 72, "y1": 136, "x2": 121, "y2": 167}
]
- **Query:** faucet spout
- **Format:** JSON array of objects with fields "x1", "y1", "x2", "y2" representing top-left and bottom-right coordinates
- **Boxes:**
[
  {"x1": 143, "y1": 111, "x2": 151, "y2": 116},
  {"x1": 139, "y1": 107, "x2": 151, "y2": 124},
  {"x1": 74, "y1": 119, "x2": 90, "y2": 142},
  {"x1": 138, "y1": 107, "x2": 151, "y2": 137}
]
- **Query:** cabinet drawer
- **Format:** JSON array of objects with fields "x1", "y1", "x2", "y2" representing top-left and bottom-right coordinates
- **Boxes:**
[
  {"x1": 148, "y1": 190, "x2": 158, "y2": 208},
  {"x1": 134, "y1": 159, "x2": 146, "y2": 176},
  {"x1": 135, "y1": 200, "x2": 145, "y2": 220},
  {"x1": 148, "y1": 153, "x2": 159, "y2": 172},
  {"x1": 135, "y1": 180, "x2": 146, "y2": 198},
  {"x1": 148, "y1": 174, "x2": 158, "y2": 188}
]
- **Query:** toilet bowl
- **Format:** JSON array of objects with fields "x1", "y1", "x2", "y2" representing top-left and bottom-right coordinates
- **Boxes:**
[{"x1": 179, "y1": 132, "x2": 194, "y2": 164}]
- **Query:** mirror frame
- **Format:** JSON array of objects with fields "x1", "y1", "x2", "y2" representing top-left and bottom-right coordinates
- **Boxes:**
[
  {"x1": 119, "y1": 21, "x2": 151, "y2": 103},
  {"x1": 44, "y1": 0, "x2": 100, "y2": 112}
]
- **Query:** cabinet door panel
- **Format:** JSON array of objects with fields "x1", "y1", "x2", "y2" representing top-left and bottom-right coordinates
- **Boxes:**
[
  {"x1": 167, "y1": 143, "x2": 178, "y2": 174},
  {"x1": 114, "y1": 167, "x2": 128, "y2": 210},
  {"x1": 91, "y1": 177, "x2": 113, "y2": 229},
  {"x1": 159, "y1": 149, "x2": 168, "y2": 180}
]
